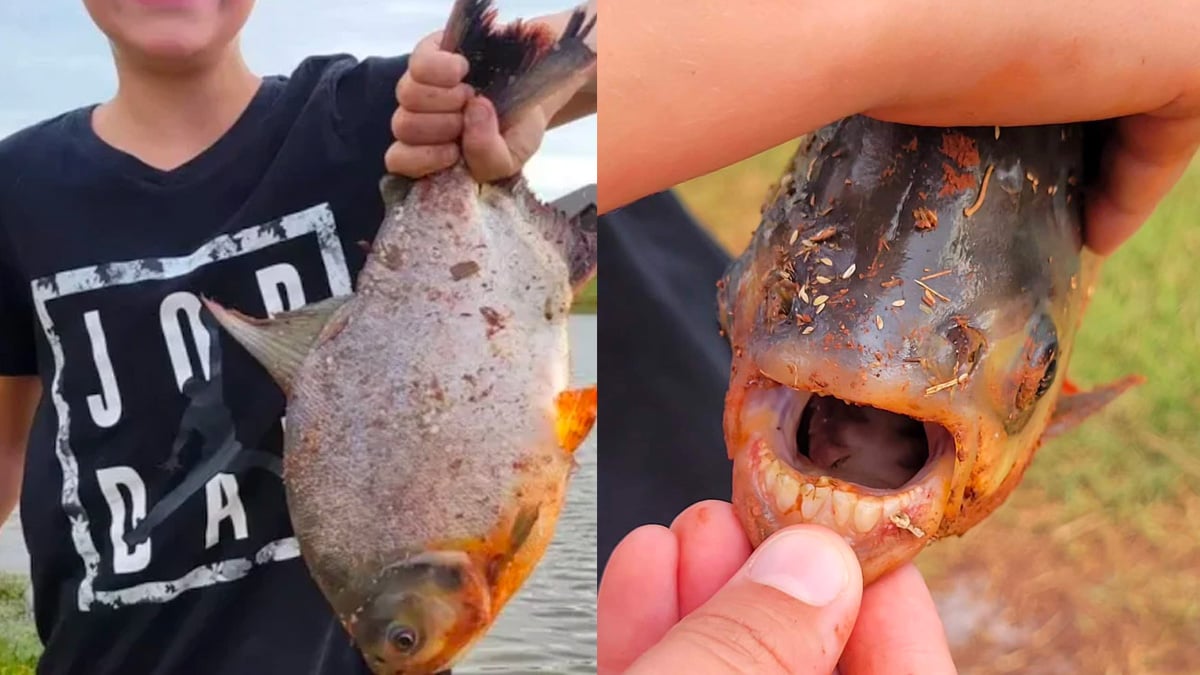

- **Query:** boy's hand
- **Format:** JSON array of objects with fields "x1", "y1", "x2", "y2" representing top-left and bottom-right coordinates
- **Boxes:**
[{"x1": 387, "y1": 30, "x2": 587, "y2": 182}]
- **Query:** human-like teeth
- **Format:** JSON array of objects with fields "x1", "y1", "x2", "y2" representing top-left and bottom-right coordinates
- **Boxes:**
[
  {"x1": 832, "y1": 491, "x2": 855, "y2": 528},
  {"x1": 774, "y1": 472, "x2": 800, "y2": 513},
  {"x1": 801, "y1": 493, "x2": 821, "y2": 519},
  {"x1": 759, "y1": 451, "x2": 924, "y2": 537},
  {"x1": 853, "y1": 499, "x2": 882, "y2": 533},
  {"x1": 881, "y1": 495, "x2": 902, "y2": 523}
]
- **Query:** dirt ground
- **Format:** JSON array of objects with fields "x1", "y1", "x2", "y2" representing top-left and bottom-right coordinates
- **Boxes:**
[{"x1": 917, "y1": 484, "x2": 1200, "y2": 675}]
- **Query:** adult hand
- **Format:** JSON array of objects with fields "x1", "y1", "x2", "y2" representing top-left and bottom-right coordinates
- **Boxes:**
[
  {"x1": 600, "y1": 0, "x2": 1200, "y2": 255},
  {"x1": 597, "y1": 500, "x2": 957, "y2": 674},
  {"x1": 386, "y1": 7, "x2": 596, "y2": 183}
]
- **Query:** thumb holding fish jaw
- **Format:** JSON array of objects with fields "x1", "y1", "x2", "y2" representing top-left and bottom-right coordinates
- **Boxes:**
[{"x1": 619, "y1": 525, "x2": 864, "y2": 675}]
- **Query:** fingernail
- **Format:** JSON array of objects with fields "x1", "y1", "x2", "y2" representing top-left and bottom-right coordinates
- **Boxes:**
[
  {"x1": 746, "y1": 528, "x2": 850, "y2": 607},
  {"x1": 466, "y1": 100, "x2": 488, "y2": 126}
]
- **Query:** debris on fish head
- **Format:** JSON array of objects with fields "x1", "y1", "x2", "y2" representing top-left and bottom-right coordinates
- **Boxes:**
[
  {"x1": 203, "y1": 1, "x2": 597, "y2": 673},
  {"x1": 344, "y1": 551, "x2": 490, "y2": 675},
  {"x1": 718, "y1": 116, "x2": 1143, "y2": 583}
]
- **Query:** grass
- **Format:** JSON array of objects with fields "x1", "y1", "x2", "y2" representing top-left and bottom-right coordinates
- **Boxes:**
[
  {"x1": 0, "y1": 575, "x2": 37, "y2": 673},
  {"x1": 676, "y1": 142, "x2": 1200, "y2": 674}
]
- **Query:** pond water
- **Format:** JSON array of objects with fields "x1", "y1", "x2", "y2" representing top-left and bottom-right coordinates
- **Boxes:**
[{"x1": 458, "y1": 314, "x2": 597, "y2": 673}]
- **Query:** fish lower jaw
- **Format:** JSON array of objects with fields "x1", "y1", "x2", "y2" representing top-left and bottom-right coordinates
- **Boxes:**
[{"x1": 730, "y1": 382, "x2": 956, "y2": 583}]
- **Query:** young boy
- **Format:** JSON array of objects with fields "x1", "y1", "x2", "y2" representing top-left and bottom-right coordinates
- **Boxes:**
[{"x1": 0, "y1": 1, "x2": 596, "y2": 673}]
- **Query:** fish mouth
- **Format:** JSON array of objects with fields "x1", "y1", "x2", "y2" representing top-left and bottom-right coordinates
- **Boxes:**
[{"x1": 733, "y1": 379, "x2": 957, "y2": 581}]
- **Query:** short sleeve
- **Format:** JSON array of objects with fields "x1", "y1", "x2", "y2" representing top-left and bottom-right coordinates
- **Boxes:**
[{"x1": 0, "y1": 230, "x2": 37, "y2": 376}]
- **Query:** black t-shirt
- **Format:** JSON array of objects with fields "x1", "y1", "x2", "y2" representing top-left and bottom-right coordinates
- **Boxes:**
[
  {"x1": 0, "y1": 53, "x2": 408, "y2": 675},
  {"x1": 595, "y1": 192, "x2": 736, "y2": 573}
]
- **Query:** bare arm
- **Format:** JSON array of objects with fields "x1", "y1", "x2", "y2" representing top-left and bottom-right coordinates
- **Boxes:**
[
  {"x1": 598, "y1": 0, "x2": 1200, "y2": 253},
  {"x1": 0, "y1": 376, "x2": 40, "y2": 522}
]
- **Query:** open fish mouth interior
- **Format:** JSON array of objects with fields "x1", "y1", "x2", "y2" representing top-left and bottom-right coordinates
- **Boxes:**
[
  {"x1": 796, "y1": 392, "x2": 946, "y2": 491},
  {"x1": 743, "y1": 377, "x2": 957, "y2": 510}
]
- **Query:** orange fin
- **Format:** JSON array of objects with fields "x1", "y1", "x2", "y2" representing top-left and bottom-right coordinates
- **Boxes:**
[
  {"x1": 1060, "y1": 377, "x2": 1080, "y2": 395},
  {"x1": 554, "y1": 385, "x2": 597, "y2": 454},
  {"x1": 1043, "y1": 374, "x2": 1145, "y2": 441}
]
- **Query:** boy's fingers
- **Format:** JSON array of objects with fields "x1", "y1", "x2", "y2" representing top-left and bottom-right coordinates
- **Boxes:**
[
  {"x1": 391, "y1": 110, "x2": 464, "y2": 146},
  {"x1": 408, "y1": 33, "x2": 469, "y2": 87},
  {"x1": 1085, "y1": 113, "x2": 1200, "y2": 255},
  {"x1": 396, "y1": 79, "x2": 473, "y2": 113},
  {"x1": 462, "y1": 97, "x2": 532, "y2": 182},
  {"x1": 838, "y1": 564, "x2": 957, "y2": 675},
  {"x1": 384, "y1": 141, "x2": 459, "y2": 178}
]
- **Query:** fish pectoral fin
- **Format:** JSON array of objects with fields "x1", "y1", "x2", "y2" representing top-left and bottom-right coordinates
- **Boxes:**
[
  {"x1": 554, "y1": 385, "x2": 597, "y2": 454},
  {"x1": 202, "y1": 294, "x2": 353, "y2": 395},
  {"x1": 509, "y1": 505, "x2": 540, "y2": 557},
  {"x1": 1042, "y1": 374, "x2": 1145, "y2": 440},
  {"x1": 378, "y1": 174, "x2": 414, "y2": 208},
  {"x1": 487, "y1": 505, "x2": 541, "y2": 586}
]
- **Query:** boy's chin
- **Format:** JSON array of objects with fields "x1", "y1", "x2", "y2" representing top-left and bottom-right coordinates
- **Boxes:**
[{"x1": 118, "y1": 30, "x2": 233, "y2": 68}]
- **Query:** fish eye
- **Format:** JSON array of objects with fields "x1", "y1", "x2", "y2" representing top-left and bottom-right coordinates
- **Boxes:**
[
  {"x1": 1032, "y1": 338, "x2": 1059, "y2": 398},
  {"x1": 1009, "y1": 313, "x2": 1060, "y2": 424},
  {"x1": 387, "y1": 624, "x2": 420, "y2": 654}
]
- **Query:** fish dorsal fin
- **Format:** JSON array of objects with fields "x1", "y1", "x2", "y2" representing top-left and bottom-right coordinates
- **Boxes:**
[
  {"x1": 1042, "y1": 374, "x2": 1145, "y2": 441},
  {"x1": 554, "y1": 385, "x2": 597, "y2": 454},
  {"x1": 202, "y1": 295, "x2": 353, "y2": 395}
]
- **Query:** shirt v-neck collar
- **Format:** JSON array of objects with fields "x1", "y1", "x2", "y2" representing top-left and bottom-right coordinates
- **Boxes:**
[{"x1": 69, "y1": 76, "x2": 285, "y2": 190}]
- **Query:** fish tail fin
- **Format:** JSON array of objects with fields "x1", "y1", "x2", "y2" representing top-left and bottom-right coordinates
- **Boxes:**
[
  {"x1": 441, "y1": 0, "x2": 596, "y2": 129},
  {"x1": 554, "y1": 385, "x2": 597, "y2": 454}
]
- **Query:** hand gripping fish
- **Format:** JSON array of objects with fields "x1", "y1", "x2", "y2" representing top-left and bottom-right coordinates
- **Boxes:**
[
  {"x1": 204, "y1": 1, "x2": 598, "y2": 672},
  {"x1": 719, "y1": 117, "x2": 1142, "y2": 584}
]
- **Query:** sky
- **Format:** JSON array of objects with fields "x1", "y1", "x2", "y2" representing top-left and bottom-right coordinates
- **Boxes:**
[{"x1": 0, "y1": 0, "x2": 596, "y2": 200}]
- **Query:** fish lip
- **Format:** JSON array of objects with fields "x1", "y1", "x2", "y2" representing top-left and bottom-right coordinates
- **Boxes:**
[
  {"x1": 739, "y1": 377, "x2": 956, "y2": 496},
  {"x1": 730, "y1": 374, "x2": 958, "y2": 581}
]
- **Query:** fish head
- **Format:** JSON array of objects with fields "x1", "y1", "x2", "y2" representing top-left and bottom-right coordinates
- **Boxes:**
[
  {"x1": 346, "y1": 551, "x2": 490, "y2": 675},
  {"x1": 719, "y1": 118, "x2": 1138, "y2": 583}
]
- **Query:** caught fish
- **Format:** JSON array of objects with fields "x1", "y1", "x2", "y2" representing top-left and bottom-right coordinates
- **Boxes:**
[
  {"x1": 203, "y1": 1, "x2": 598, "y2": 672},
  {"x1": 718, "y1": 116, "x2": 1141, "y2": 583}
]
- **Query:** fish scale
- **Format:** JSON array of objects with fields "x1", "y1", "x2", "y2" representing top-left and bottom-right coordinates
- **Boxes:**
[
  {"x1": 204, "y1": 1, "x2": 597, "y2": 672},
  {"x1": 284, "y1": 171, "x2": 574, "y2": 585},
  {"x1": 719, "y1": 116, "x2": 1142, "y2": 584}
]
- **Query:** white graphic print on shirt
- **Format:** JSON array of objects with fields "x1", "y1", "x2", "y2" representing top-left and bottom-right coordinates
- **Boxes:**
[{"x1": 29, "y1": 203, "x2": 352, "y2": 611}]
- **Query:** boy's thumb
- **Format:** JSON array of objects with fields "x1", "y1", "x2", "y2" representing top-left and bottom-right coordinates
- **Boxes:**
[{"x1": 627, "y1": 525, "x2": 864, "y2": 675}]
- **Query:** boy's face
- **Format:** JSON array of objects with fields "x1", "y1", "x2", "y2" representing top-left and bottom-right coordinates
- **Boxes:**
[{"x1": 83, "y1": 0, "x2": 255, "y2": 66}]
